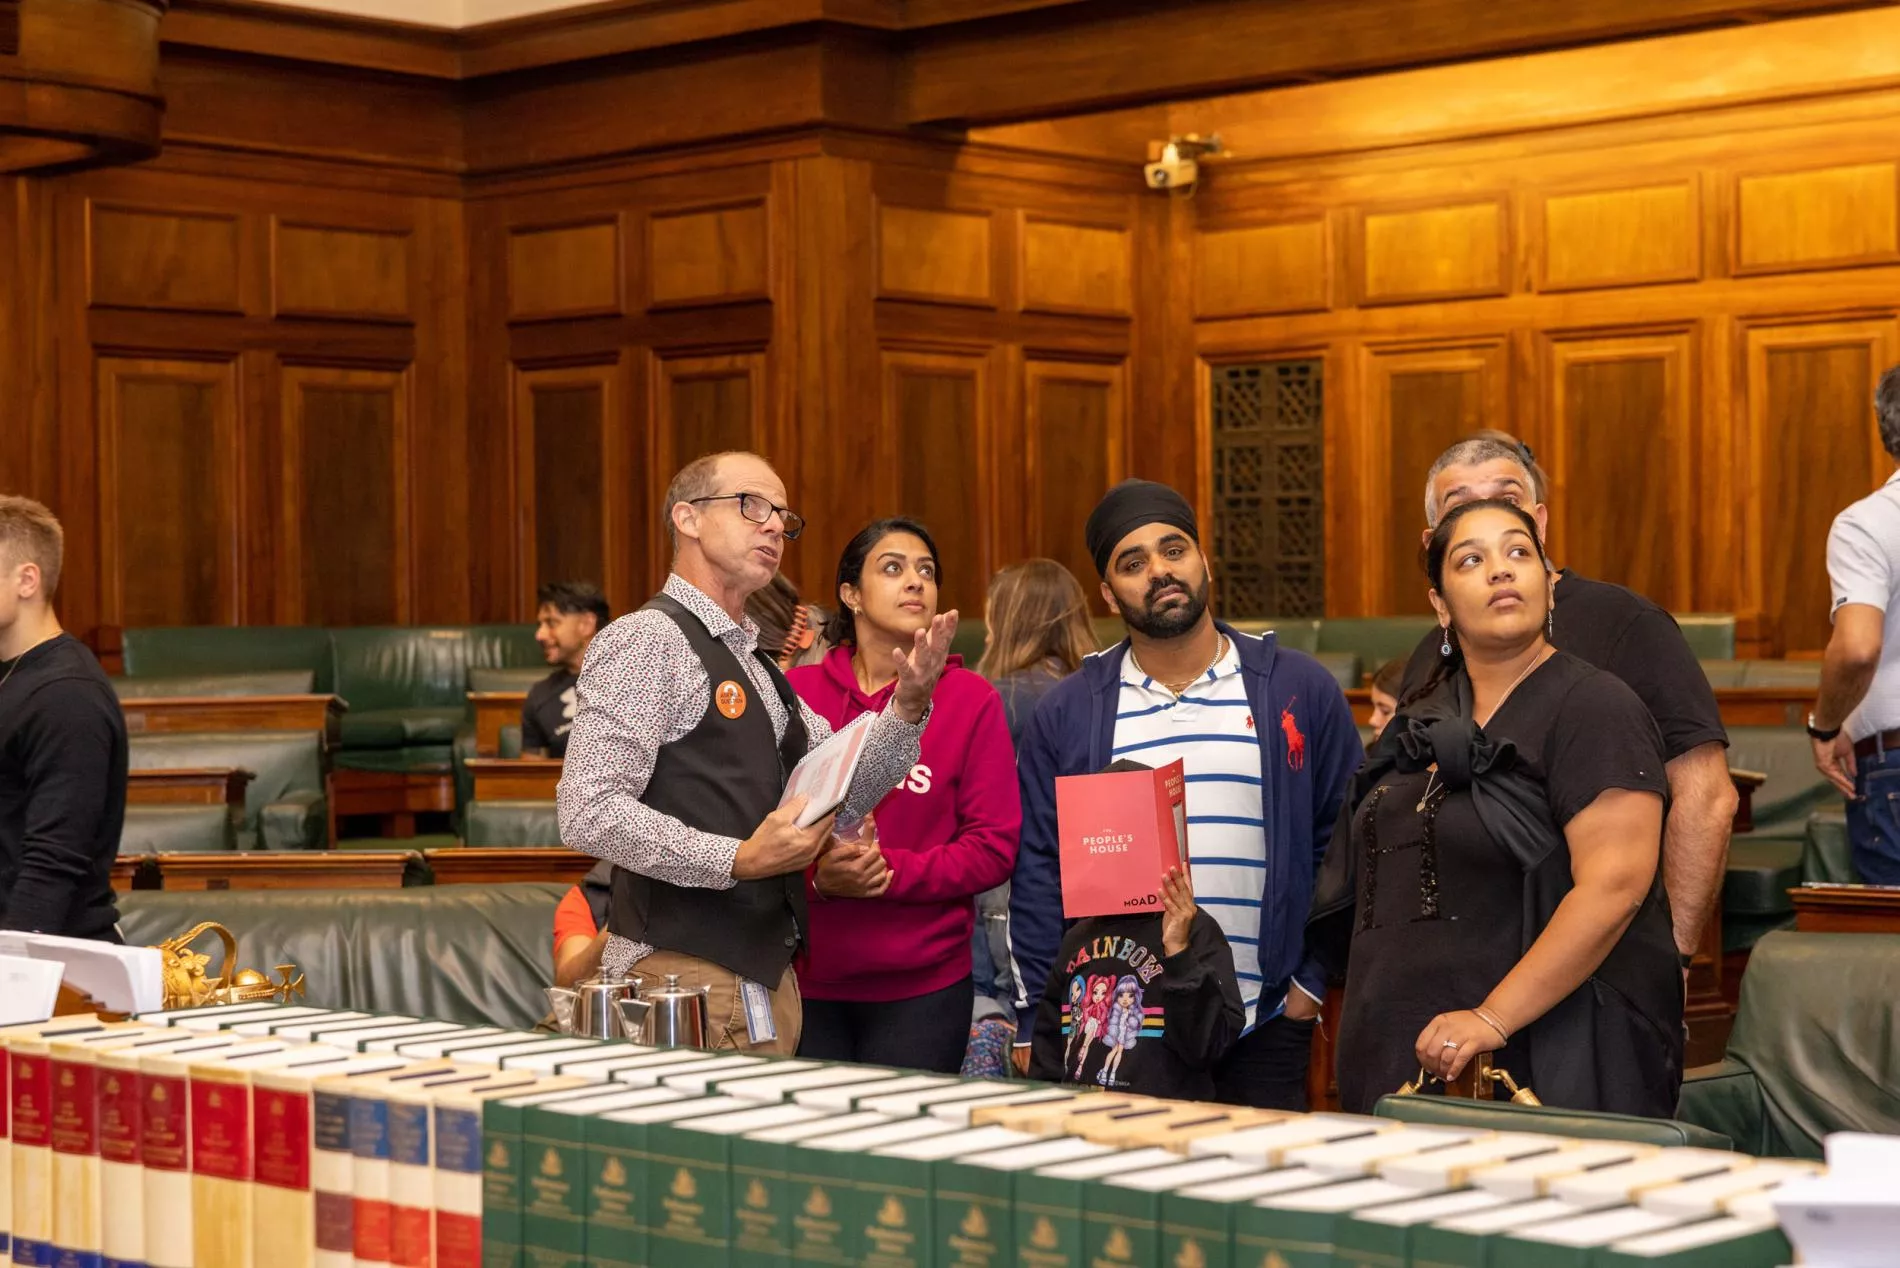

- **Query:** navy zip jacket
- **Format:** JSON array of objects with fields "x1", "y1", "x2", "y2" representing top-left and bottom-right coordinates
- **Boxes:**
[{"x1": 1007, "y1": 623, "x2": 1363, "y2": 1036}]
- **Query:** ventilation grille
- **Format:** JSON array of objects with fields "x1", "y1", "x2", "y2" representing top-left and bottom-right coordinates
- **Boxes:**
[{"x1": 1209, "y1": 359, "x2": 1326, "y2": 618}]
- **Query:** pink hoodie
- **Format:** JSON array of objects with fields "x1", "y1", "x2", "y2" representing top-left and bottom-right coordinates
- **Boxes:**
[{"x1": 786, "y1": 647, "x2": 1021, "y2": 1001}]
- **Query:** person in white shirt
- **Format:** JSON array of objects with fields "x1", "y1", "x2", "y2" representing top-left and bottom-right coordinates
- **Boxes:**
[{"x1": 1809, "y1": 365, "x2": 1900, "y2": 885}]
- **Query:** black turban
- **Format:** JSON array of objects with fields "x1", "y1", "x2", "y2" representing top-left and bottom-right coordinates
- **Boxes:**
[{"x1": 1084, "y1": 479, "x2": 1199, "y2": 576}]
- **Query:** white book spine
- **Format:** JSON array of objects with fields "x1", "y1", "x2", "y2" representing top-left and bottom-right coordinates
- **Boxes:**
[
  {"x1": 311, "y1": 1089, "x2": 354, "y2": 1268},
  {"x1": 10, "y1": 1045, "x2": 54, "y2": 1268},
  {"x1": 386, "y1": 1100, "x2": 432, "y2": 1268},
  {"x1": 139, "y1": 1065, "x2": 191, "y2": 1268},
  {"x1": 349, "y1": 1093, "x2": 392, "y2": 1268},
  {"x1": 97, "y1": 1059, "x2": 146, "y2": 1268}
]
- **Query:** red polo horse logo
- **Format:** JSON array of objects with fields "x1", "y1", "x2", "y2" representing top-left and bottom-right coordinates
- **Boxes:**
[{"x1": 1280, "y1": 699, "x2": 1306, "y2": 771}]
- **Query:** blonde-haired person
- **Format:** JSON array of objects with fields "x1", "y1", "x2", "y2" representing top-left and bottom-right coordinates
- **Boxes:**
[{"x1": 976, "y1": 558, "x2": 1101, "y2": 747}]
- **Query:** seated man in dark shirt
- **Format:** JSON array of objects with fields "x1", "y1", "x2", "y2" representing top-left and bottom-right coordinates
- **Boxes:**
[
  {"x1": 1396, "y1": 433, "x2": 1736, "y2": 971},
  {"x1": 525, "y1": 580, "x2": 610, "y2": 758},
  {"x1": 0, "y1": 496, "x2": 128, "y2": 940}
]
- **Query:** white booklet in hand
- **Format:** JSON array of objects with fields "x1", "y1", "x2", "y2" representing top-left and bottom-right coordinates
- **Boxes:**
[{"x1": 780, "y1": 712, "x2": 877, "y2": 827}]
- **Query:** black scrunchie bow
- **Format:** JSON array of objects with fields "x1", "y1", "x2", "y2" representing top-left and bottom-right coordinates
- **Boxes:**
[{"x1": 1391, "y1": 715, "x2": 1518, "y2": 790}]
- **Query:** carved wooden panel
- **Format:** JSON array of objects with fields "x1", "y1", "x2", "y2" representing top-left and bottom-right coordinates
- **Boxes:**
[
  {"x1": 1366, "y1": 341, "x2": 1509, "y2": 613},
  {"x1": 281, "y1": 366, "x2": 411, "y2": 625},
  {"x1": 1195, "y1": 219, "x2": 1330, "y2": 318},
  {"x1": 272, "y1": 220, "x2": 412, "y2": 321},
  {"x1": 646, "y1": 201, "x2": 769, "y2": 308},
  {"x1": 88, "y1": 204, "x2": 242, "y2": 314},
  {"x1": 1355, "y1": 200, "x2": 1508, "y2": 305},
  {"x1": 1026, "y1": 360, "x2": 1125, "y2": 609},
  {"x1": 651, "y1": 352, "x2": 765, "y2": 579},
  {"x1": 1021, "y1": 217, "x2": 1131, "y2": 317},
  {"x1": 885, "y1": 351, "x2": 989, "y2": 617},
  {"x1": 514, "y1": 364, "x2": 618, "y2": 609},
  {"x1": 1546, "y1": 330, "x2": 1695, "y2": 608},
  {"x1": 877, "y1": 205, "x2": 993, "y2": 306},
  {"x1": 95, "y1": 357, "x2": 239, "y2": 627},
  {"x1": 1208, "y1": 359, "x2": 1326, "y2": 619},
  {"x1": 1734, "y1": 163, "x2": 1900, "y2": 275},
  {"x1": 507, "y1": 219, "x2": 622, "y2": 320},
  {"x1": 1745, "y1": 320, "x2": 1899, "y2": 652},
  {"x1": 1538, "y1": 183, "x2": 1699, "y2": 292}
]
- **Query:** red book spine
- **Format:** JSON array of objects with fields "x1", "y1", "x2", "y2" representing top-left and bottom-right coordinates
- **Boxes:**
[
  {"x1": 189, "y1": 1080, "x2": 251, "y2": 1182},
  {"x1": 253, "y1": 1089, "x2": 311, "y2": 1192},
  {"x1": 139, "y1": 1077, "x2": 188, "y2": 1175}
]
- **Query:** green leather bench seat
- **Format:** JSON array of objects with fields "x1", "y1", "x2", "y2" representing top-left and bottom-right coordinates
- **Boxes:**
[
  {"x1": 1677, "y1": 931, "x2": 1900, "y2": 1157},
  {"x1": 127, "y1": 730, "x2": 328, "y2": 850},
  {"x1": 1313, "y1": 651, "x2": 1362, "y2": 690},
  {"x1": 338, "y1": 744, "x2": 454, "y2": 774},
  {"x1": 1722, "y1": 838, "x2": 1803, "y2": 953},
  {"x1": 121, "y1": 626, "x2": 335, "y2": 691},
  {"x1": 341, "y1": 707, "x2": 465, "y2": 749},
  {"x1": 1232, "y1": 618, "x2": 1322, "y2": 653},
  {"x1": 330, "y1": 625, "x2": 539, "y2": 771},
  {"x1": 1802, "y1": 809, "x2": 1856, "y2": 884},
  {"x1": 468, "y1": 666, "x2": 550, "y2": 693},
  {"x1": 1673, "y1": 613, "x2": 1736, "y2": 660},
  {"x1": 1739, "y1": 659, "x2": 1822, "y2": 689},
  {"x1": 119, "y1": 805, "x2": 237, "y2": 854},
  {"x1": 1316, "y1": 615, "x2": 1439, "y2": 666},
  {"x1": 1374, "y1": 1093, "x2": 1730, "y2": 1150},
  {"x1": 463, "y1": 799, "x2": 562, "y2": 847},
  {"x1": 116, "y1": 883, "x2": 567, "y2": 1029},
  {"x1": 113, "y1": 670, "x2": 318, "y2": 698},
  {"x1": 1726, "y1": 725, "x2": 1834, "y2": 839},
  {"x1": 1698, "y1": 660, "x2": 1748, "y2": 689}
]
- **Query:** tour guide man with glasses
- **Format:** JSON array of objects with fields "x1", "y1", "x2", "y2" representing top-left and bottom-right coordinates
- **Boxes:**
[{"x1": 559, "y1": 450, "x2": 958, "y2": 1054}]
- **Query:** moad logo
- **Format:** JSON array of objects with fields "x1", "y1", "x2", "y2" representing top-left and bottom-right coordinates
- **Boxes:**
[{"x1": 1122, "y1": 892, "x2": 1161, "y2": 908}]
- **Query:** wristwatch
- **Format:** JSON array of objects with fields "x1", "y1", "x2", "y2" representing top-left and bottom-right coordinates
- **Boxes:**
[{"x1": 1807, "y1": 712, "x2": 1842, "y2": 743}]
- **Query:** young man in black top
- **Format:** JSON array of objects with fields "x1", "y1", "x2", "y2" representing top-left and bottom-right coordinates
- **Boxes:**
[
  {"x1": 524, "y1": 580, "x2": 610, "y2": 758},
  {"x1": 0, "y1": 496, "x2": 127, "y2": 940},
  {"x1": 1396, "y1": 435, "x2": 1736, "y2": 969}
]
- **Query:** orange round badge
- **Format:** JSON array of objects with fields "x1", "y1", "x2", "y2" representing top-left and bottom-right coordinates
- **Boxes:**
[{"x1": 715, "y1": 680, "x2": 748, "y2": 719}]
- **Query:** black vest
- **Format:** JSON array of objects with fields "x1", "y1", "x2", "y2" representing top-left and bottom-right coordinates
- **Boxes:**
[{"x1": 608, "y1": 592, "x2": 811, "y2": 984}]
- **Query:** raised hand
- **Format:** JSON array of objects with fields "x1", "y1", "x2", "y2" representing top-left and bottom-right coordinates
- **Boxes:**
[
  {"x1": 893, "y1": 610, "x2": 959, "y2": 723},
  {"x1": 1159, "y1": 866, "x2": 1196, "y2": 957}
]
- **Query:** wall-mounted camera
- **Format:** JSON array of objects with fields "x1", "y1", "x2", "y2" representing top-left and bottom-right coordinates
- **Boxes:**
[{"x1": 1143, "y1": 134, "x2": 1222, "y2": 192}]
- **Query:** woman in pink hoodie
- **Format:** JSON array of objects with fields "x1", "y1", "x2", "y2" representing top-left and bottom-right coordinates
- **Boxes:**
[{"x1": 786, "y1": 517, "x2": 1022, "y2": 1072}]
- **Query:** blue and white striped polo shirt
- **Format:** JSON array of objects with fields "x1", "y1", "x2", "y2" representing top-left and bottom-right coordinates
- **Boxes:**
[{"x1": 1111, "y1": 636, "x2": 1271, "y2": 1023}]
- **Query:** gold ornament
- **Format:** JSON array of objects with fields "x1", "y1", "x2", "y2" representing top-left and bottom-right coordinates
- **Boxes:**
[{"x1": 153, "y1": 922, "x2": 306, "y2": 1010}]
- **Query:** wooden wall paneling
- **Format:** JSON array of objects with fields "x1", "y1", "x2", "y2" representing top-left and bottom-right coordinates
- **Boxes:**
[
  {"x1": 94, "y1": 356, "x2": 240, "y2": 628},
  {"x1": 648, "y1": 350, "x2": 766, "y2": 586},
  {"x1": 87, "y1": 201, "x2": 244, "y2": 314},
  {"x1": 1132, "y1": 192, "x2": 1201, "y2": 517},
  {"x1": 645, "y1": 199, "x2": 770, "y2": 309},
  {"x1": 271, "y1": 217, "x2": 413, "y2": 322},
  {"x1": 1024, "y1": 357, "x2": 1126, "y2": 610},
  {"x1": 1732, "y1": 161, "x2": 1900, "y2": 276},
  {"x1": 1351, "y1": 198, "x2": 1510, "y2": 306},
  {"x1": 1742, "y1": 317, "x2": 1899, "y2": 654},
  {"x1": 1019, "y1": 214, "x2": 1132, "y2": 317},
  {"x1": 408, "y1": 195, "x2": 472, "y2": 624},
  {"x1": 882, "y1": 348, "x2": 992, "y2": 617},
  {"x1": 1194, "y1": 216, "x2": 1331, "y2": 318},
  {"x1": 512, "y1": 360, "x2": 623, "y2": 615},
  {"x1": 1364, "y1": 339, "x2": 1510, "y2": 614},
  {"x1": 506, "y1": 216, "x2": 623, "y2": 321},
  {"x1": 876, "y1": 203, "x2": 994, "y2": 307},
  {"x1": 278, "y1": 364, "x2": 412, "y2": 625},
  {"x1": 1535, "y1": 181, "x2": 1700, "y2": 292},
  {"x1": 1544, "y1": 328, "x2": 1696, "y2": 609}
]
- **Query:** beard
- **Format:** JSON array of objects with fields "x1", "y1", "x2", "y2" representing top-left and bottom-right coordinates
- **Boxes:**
[{"x1": 1122, "y1": 572, "x2": 1210, "y2": 639}]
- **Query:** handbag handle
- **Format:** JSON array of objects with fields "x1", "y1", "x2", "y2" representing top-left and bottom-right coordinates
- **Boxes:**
[{"x1": 1395, "y1": 1054, "x2": 1542, "y2": 1106}]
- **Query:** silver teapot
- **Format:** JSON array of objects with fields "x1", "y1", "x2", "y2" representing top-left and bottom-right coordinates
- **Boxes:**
[
  {"x1": 545, "y1": 971, "x2": 642, "y2": 1040},
  {"x1": 545, "y1": 972, "x2": 710, "y2": 1048}
]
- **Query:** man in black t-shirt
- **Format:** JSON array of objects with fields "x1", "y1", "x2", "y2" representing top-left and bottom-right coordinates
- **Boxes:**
[
  {"x1": 524, "y1": 580, "x2": 611, "y2": 758},
  {"x1": 1396, "y1": 435, "x2": 1736, "y2": 966},
  {"x1": 0, "y1": 496, "x2": 126, "y2": 941}
]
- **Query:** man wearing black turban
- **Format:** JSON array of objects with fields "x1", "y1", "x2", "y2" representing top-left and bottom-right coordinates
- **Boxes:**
[{"x1": 1007, "y1": 478, "x2": 1364, "y2": 1109}]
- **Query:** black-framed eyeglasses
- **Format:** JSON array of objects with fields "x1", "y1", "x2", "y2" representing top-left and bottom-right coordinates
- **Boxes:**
[{"x1": 689, "y1": 492, "x2": 806, "y2": 540}]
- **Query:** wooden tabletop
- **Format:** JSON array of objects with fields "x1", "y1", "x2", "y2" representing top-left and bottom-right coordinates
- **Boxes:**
[
  {"x1": 126, "y1": 767, "x2": 254, "y2": 808},
  {"x1": 467, "y1": 756, "x2": 562, "y2": 801},
  {"x1": 120, "y1": 694, "x2": 346, "y2": 750},
  {"x1": 1791, "y1": 884, "x2": 1900, "y2": 934}
]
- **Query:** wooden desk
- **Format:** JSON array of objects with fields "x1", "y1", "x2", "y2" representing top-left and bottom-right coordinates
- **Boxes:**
[
  {"x1": 424, "y1": 848, "x2": 594, "y2": 886},
  {"x1": 1347, "y1": 686, "x2": 1812, "y2": 731},
  {"x1": 146, "y1": 851, "x2": 423, "y2": 891},
  {"x1": 1792, "y1": 884, "x2": 1900, "y2": 934},
  {"x1": 1731, "y1": 768, "x2": 1766, "y2": 834},
  {"x1": 467, "y1": 757, "x2": 562, "y2": 801},
  {"x1": 126, "y1": 767, "x2": 253, "y2": 808},
  {"x1": 469, "y1": 692, "x2": 529, "y2": 757},
  {"x1": 120, "y1": 694, "x2": 346, "y2": 750}
]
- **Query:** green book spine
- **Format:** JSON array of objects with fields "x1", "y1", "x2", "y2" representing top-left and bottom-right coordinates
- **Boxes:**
[
  {"x1": 520, "y1": 1104, "x2": 591, "y2": 1268},
  {"x1": 1591, "y1": 1227, "x2": 1792, "y2": 1268},
  {"x1": 1328, "y1": 1211, "x2": 1408, "y2": 1268},
  {"x1": 1490, "y1": 1240, "x2": 1592, "y2": 1268},
  {"x1": 782, "y1": 1141, "x2": 857, "y2": 1266},
  {"x1": 1232, "y1": 1203, "x2": 1342, "y2": 1268},
  {"x1": 643, "y1": 1119, "x2": 733, "y2": 1268},
  {"x1": 1011, "y1": 1172, "x2": 1085, "y2": 1268},
  {"x1": 584, "y1": 1115, "x2": 645, "y2": 1268},
  {"x1": 728, "y1": 1138, "x2": 794, "y2": 1268},
  {"x1": 930, "y1": 1160, "x2": 1012, "y2": 1268},
  {"x1": 481, "y1": 1101, "x2": 529, "y2": 1268},
  {"x1": 1083, "y1": 1181, "x2": 1161, "y2": 1268},
  {"x1": 1409, "y1": 1224, "x2": 1493, "y2": 1268},
  {"x1": 1159, "y1": 1191, "x2": 1234, "y2": 1268},
  {"x1": 853, "y1": 1152, "x2": 929, "y2": 1268}
]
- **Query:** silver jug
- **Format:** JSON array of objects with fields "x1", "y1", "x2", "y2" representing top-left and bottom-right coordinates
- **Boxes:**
[
  {"x1": 618, "y1": 974, "x2": 709, "y2": 1049},
  {"x1": 545, "y1": 972, "x2": 643, "y2": 1040}
]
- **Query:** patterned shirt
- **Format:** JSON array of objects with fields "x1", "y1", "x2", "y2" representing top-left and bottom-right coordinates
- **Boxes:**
[{"x1": 558, "y1": 573, "x2": 927, "y2": 978}]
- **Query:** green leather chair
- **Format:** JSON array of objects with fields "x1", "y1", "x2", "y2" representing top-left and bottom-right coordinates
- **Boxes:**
[
  {"x1": 113, "y1": 670, "x2": 318, "y2": 698},
  {"x1": 1313, "y1": 651, "x2": 1363, "y2": 690},
  {"x1": 115, "y1": 883, "x2": 566, "y2": 1029},
  {"x1": 126, "y1": 730, "x2": 328, "y2": 850},
  {"x1": 463, "y1": 800, "x2": 562, "y2": 847},
  {"x1": 1225, "y1": 618, "x2": 1322, "y2": 653},
  {"x1": 1671, "y1": 614, "x2": 1737, "y2": 660},
  {"x1": 468, "y1": 666, "x2": 549, "y2": 694},
  {"x1": 330, "y1": 626, "x2": 539, "y2": 773},
  {"x1": 1802, "y1": 809, "x2": 1857, "y2": 884},
  {"x1": 1316, "y1": 616, "x2": 1439, "y2": 666},
  {"x1": 120, "y1": 626, "x2": 335, "y2": 691},
  {"x1": 1677, "y1": 931, "x2": 1900, "y2": 1157},
  {"x1": 1373, "y1": 1094, "x2": 1731, "y2": 1150},
  {"x1": 1726, "y1": 726, "x2": 1834, "y2": 840},
  {"x1": 119, "y1": 805, "x2": 238, "y2": 854}
]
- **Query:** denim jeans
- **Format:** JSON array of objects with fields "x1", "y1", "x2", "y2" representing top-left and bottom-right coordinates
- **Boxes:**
[{"x1": 1846, "y1": 739, "x2": 1900, "y2": 885}]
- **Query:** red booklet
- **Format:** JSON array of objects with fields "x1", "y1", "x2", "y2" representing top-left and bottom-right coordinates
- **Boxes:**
[{"x1": 1055, "y1": 758, "x2": 1188, "y2": 918}]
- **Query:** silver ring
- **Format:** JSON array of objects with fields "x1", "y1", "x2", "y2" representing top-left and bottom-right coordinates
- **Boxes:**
[{"x1": 1441, "y1": 1040, "x2": 1460, "y2": 1050}]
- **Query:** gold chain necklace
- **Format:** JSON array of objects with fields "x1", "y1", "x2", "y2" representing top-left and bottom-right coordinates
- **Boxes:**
[
  {"x1": 1416, "y1": 646, "x2": 1551, "y2": 813},
  {"x1": 1132, "y1": 633, "x2": 1228, "y2": 698}
]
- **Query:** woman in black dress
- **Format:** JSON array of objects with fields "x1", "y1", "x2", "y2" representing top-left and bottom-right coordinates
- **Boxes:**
[{"x1": 1312, "y1": 498, "x2": 1682, "y2": 1116}]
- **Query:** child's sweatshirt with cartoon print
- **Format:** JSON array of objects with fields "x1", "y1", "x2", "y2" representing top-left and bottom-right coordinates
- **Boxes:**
[{"x1": 1028, "y1": 909, "x2": 1244, "y2": 1099}]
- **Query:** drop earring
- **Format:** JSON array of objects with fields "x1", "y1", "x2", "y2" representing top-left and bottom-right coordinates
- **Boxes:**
[
  {"x1": 1546, "y1": 604, "x2": 1554, "y2": 641},
  {"x1": 1440, "y1": 625, "x2": 1452, "y2": 657}
]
